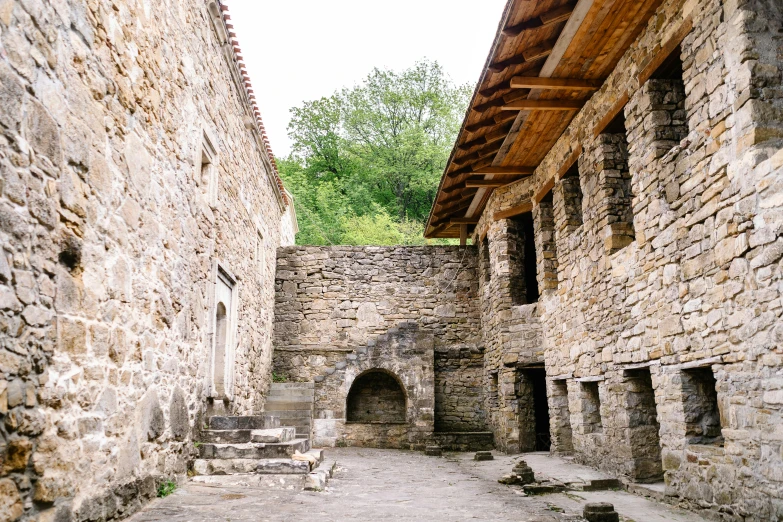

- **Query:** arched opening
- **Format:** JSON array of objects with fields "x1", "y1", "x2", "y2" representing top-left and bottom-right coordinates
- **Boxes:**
[
  {"x1": 214, "y1": 301, "x2": 227, "y2": 397},
  {"x1": 346, "y1": 370, "x2": 406, "y2": 423}
]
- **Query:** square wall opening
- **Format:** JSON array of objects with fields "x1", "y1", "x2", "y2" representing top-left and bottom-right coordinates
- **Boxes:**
[
  {"x1": 624, "y1": 368, "x2": 663, "y2": 482},
  {"x1": 681, "y1": 367, "x2": 723, "y2": 446},
  {"x1": 581, "y1": 381, "x2": 603, "y2": 434}
]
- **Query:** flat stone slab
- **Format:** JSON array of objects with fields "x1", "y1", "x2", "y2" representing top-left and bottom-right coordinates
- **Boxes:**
[
  {"x1": 198, "y1": 439, "x2": 310, "y2": 459},
  {"x1": 192, "y1": 458, "x2": 310, "y2": 476},
  {"x1": 250, "y1": 427, "x2": 295, "y2": 443},
  {"x1": 207, "y1": 416, "x2": 272, "y2": 430}
]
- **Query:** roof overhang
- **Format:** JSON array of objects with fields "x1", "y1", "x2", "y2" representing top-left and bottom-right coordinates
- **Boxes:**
[{"x1": 425, "y1": 0, "x2": 664, "y2": 238}]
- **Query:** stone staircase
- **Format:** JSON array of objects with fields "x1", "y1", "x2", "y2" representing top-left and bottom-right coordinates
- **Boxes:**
[
  {"x1": 192, "y1": 414, "x2": 332, "y2": 490},
  {"x1": 263, "y1": 382, "x2": 315, "y2": 439}
]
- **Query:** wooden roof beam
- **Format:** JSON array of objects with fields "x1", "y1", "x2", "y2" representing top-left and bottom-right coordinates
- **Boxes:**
[
  {"x1": 502, "y1": 2, "x2": 577, "y2": 37},
  {"x1": 472, "y1": 166, "x2": 536, "y2": 176},
  {"x1": 510, "y1": 77, "x2": 602, "y2": 90},
  {"x1": 502, "y1": 99, "x2": 585, "y2": 111},
  {"x1": 451, "y1": 217, "x2": 480, "y2": 225},
  {"x1": 494, "y1": 202, "x2": 534, "y2": 221},
  {"x1": 438, "y1": 189, "x2": 478, "y2": 206},
  {"x1": 465, "y1": 179, "x2": 519, "y2": 188}
]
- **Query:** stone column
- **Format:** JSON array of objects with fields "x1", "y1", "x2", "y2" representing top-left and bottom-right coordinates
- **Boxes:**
[{"x1": 533, "y1": 196, "x2": 558, "y2": 293}]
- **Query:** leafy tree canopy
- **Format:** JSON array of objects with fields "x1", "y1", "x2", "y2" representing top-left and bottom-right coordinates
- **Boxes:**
[{"x1": 279, "y1": 59, "x2": 471, "y2": 245}]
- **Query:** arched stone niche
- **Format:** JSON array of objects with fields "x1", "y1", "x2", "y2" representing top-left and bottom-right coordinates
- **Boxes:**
[{"x1": 346, "y1": 369, "x2": 407, "y2": 423}]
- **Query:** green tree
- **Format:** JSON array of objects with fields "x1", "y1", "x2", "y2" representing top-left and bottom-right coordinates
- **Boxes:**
[{"x1": 279, "y1": 59, "x2": 470, "y2": 246}]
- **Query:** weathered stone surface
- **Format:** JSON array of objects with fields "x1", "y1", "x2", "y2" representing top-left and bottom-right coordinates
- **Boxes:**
[
  {"x1": 0, "y1": 478, "x2": 23, "y2": 522},
  {"x1": 169, "y1": 386, "x2": 189, "y2": 442}
]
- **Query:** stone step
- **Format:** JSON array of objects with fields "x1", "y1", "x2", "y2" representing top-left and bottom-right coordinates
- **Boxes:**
[
  {"x1": 266, "y1": 388, "x2": 315, "y2": 398},
  {"x1": 264, "y1": 399, "x2": 314, "y2": 411},
  {"x1": 200, "y1": 427, "x2": 296, "y2": 444},
  {"x1": 192, "y1": 458, "x2": 311, "y2": 476},
  {"x1": 251, "y1": 427, "x2": 296, "y2": 443},
  {"x1": 191, "y1": 473, "x2": 306, "y2": 489},
  {"x1": 269, "y1": 382, "x2": 314, "y2": 390},
  {"x1": 262, "y1": 409, "x2": 313, "y2": 420},
  {"x1": 198, "y1": 438, "x2": 311, "y2": 459},
  {"x1": 208, "y1": 416, "x2": 273, "y2": 430}
]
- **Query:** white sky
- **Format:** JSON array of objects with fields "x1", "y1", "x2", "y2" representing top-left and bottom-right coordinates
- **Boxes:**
[{"x1": 228, "y1": 0, "x2": 508, "y2": 156}]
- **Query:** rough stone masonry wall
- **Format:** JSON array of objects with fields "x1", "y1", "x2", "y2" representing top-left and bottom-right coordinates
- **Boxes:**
[
  {"x1": 476, "y1": 181, "x2": 545, "y2": 453},
  {"x1": 273, "y1": 246, "x2": 484, "y2": 444},
  {"x1": 472, "y1": 0, "x2": 783, "y2": 519},
  {"x1": 0, "y1": 0, "x2": 285, "y2": 520}
]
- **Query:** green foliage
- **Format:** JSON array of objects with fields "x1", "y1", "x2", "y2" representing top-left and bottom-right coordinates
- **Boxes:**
[
  {"x1": 272, "y1": 372, "x2": 288, "y2": 383},
  {"x1": 157, "y1": 480, "x2": 177, "y2": 498},
  {"x1": 281, "y1": 59, "x2": 469, "y2": 246}
]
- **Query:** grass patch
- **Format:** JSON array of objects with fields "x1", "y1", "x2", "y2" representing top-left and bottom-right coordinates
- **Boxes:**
[
  {"x1": 272, "y1": 372, "x2": 288, "y2": 383},
  {"x1": 157, "y1": 480, "x2": 177, "y2": 498}
]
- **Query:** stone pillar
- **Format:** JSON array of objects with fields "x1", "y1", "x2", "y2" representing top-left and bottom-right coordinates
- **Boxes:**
[
  {"x1": 624, "y1": 78, "x2": 687, "y2": 248},
  {"x1": 547, "y1": 378, "x2": 574, "y2": 454},
  {"x1": 533, "y1": 196, "x2": 558, "y2": 292},
  {"x1": 553, "y1": 174, "x2": 584, "y2": 256},
  {"x1": 582, "y1": 133, "x2": 634, "y2": 255},
  {"x1": 506, "y1": 216, "x2": 528, "y2": 305}
]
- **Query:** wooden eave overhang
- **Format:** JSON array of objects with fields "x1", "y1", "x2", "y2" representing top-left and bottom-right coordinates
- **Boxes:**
[{"x1": 425, "y1": 0, "x2": 664, "y2": 238}]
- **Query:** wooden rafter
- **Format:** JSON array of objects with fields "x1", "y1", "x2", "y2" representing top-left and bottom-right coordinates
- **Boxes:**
[
  {"x1": 488, "y1": 39, "x2": 557, "y2": 74},
  {"x1": 502, "y1": 2, "x2": 576, "y2": 37},
  {"x1": 453, "y1": 141, "x2": 504, "y2": 166},
  {"x1": 457, "y1": 126, "x2": 512, "y2": 152},
  {"x1": 502, "y1": 99, "x2": 585, "y2": 111},
  {"x1": 510, "y1": 77, "x2": 602, "y2": 90},
  {"x1": 473, "y1": 90, "x2": 530, "y2": 114},
  {"x1": 438, "y1": 189, "x2": 478, "y2": 206},
  {"x1": 464, "y1": 112, "x2": 517, "y2": 134}
]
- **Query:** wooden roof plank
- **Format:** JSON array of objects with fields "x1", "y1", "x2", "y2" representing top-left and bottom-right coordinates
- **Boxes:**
[{"x1": 502, "y1": 99, "x2": 586, "y2": 110}]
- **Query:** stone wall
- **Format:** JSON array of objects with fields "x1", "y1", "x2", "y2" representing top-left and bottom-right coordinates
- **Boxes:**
[
  {"x1": 472, "y1": 0, "x2": 783, "y2": 518},
  {"x1": 0, "y1": 0, "x2": 287, "y2": 520},
  {"x1": 272, "y1": 246, "x2": 484, "y2": 447}
]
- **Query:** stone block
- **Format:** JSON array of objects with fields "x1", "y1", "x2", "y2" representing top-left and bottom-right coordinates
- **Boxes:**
[
  {"x1": 474, "y1": 451, "x2": 494, "y2": 461},
  {"x1": 583, "y1": 502, "x2": 619, "y2": 522},
  {"x1": 424, "y1": 445, "x2": 442, "y2": 456}
]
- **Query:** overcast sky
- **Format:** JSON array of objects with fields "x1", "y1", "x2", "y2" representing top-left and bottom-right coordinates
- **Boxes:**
[{"x1": 228, "y1": 0, "x2": 507, "y2": 156}]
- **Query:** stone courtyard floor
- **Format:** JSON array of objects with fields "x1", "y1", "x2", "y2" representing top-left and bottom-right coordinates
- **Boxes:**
[{"x1": 129, "y1": 448, "x2": 710, "y2": 522}]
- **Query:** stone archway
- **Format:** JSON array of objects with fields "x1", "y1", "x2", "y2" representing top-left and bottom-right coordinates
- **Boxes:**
[{"x1": 346, "y1": 369, "x2": 407, "y2": 423}]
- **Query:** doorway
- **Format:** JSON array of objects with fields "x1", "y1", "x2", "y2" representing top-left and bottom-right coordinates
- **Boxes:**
[{"x1": 518, "y1": 367, "x2": 551, "y2": 451}]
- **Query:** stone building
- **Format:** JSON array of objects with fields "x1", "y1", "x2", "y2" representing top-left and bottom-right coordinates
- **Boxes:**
[
  {"x1": 419, "y1": 0, "x2": 783, "y2": 519},
  {"x1": 0, "y1": 0, "x2": 293, "y2": 519},
  {"x1": 2, "y1": 0, "x2": 783, "y2": 520}
]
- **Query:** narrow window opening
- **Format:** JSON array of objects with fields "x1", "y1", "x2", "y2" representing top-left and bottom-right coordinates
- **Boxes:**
[
  {"x1": 600, "y1": 111, "x2": 635, "y2": 253},
  {"x1": 582, "y1": 381, "x2": 603, "y2": 434},
  {"x1": 489, "y1": 371, "x2": 499, "y2": 408},
  {"x1": 509, "y1": 212, "x2": 538, "y2": 304},
  {"x1": 562, "y1": 164, "x2": 583, "y2": 227},
  {"x1": 682, "y1": 367, "x2": 723, "y2": 446},
  {"x1": 481, "y1": 237, "x2": 491, "y2": 283}
]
